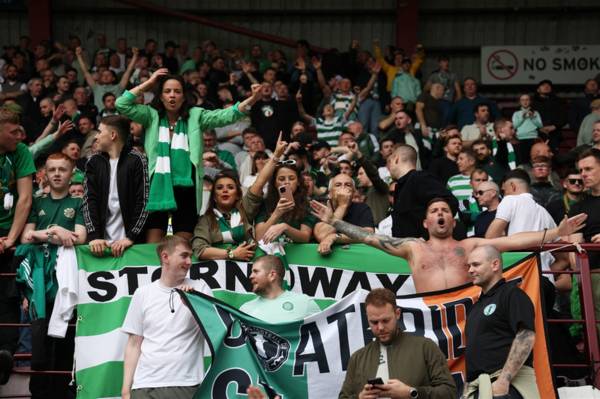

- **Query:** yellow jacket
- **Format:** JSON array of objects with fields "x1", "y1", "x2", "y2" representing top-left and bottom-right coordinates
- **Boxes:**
[{"x1": 374, "y1": 45, "x2": 425, "y2": 92}]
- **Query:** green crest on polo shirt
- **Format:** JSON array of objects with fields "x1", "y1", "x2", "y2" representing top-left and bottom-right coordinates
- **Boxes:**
[
  {"x1": 483, "y1": 304, "x2": 497, "y2": 316},
  {"x1": 282, "y1": 301, "x2": 294, "y2": 311},
  {"x1": 64, "y1": 208, "x2": 76, "y2": 219}
]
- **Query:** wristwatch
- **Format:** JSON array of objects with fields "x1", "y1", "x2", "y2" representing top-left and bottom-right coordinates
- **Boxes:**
[
  {"x1": 227, "y1": 248, "x2": 235, "y2": 260},
  {"x1": 409, "y1": 388, "x2": 418, "y2": 398}
]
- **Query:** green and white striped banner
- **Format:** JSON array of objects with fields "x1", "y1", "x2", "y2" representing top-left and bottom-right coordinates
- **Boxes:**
[{"x1": 73, "y1": 244, "x2": 530, "y2": 399}]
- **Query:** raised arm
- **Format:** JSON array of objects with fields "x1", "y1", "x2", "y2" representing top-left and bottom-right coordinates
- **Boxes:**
[
  {"x1": 372, "y1": 40, "x2": 392, "y2": 75},
  {"x1": 310, "y1": 200, "x2": 415, "y2": 258},
  {"x1": 242, "y1": 61, "x2": 260, "y2": 85},
  {"x1": 311, "y1": 57, "x2": 331, "y2": 99},
  {"x1": 75, "y1": 47, "x2": 96, "y2": 88},
  {"x1": 249, "y1": 132, "x2": 287, "y2": 197},
  {"x1": 129, "y1": 67, "x2": 167, "y2": 97},
  {"x1": 295, "y1": 90, "x2": 316, "y2": 125},
  {"x1": 477, "y1": 213, "x2": 587, "y2": 253},
  {"x1": 115, "y1": 69, "x2": 167, "y2": 127},
  {"x1": 118, "y1": 47, "x2": 139, "y2": 89},
  {"x1": 358, "y1": 63, "x2": 381, "y2": 102},
  {"x1": 350, "y1": 144, "x2": 388, "y2": 194}
]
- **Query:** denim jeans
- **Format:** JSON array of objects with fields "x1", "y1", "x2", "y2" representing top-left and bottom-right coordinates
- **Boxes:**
[{"x1": 358, "y1": 97, "x2": 383, "y2": 135}]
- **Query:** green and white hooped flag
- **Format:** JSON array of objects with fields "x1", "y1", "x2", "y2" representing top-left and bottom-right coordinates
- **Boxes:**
[{"x1": 72, "y1": 244, "x2": 555, "y2": 399}]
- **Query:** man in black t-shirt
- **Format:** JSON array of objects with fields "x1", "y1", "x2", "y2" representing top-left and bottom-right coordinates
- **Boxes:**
[
  {"x1": 465, "y1": 245, "x2": 538, "y2": 399},
  {"x1": 314, "y1": 173, "x2": 374, "y2": 255},
  {"x1": 250, "y1": 83, "x2": 299, "y2": 150},
  {"x1": 569, "y1": 148, "x2": 600, "y2": 344}
]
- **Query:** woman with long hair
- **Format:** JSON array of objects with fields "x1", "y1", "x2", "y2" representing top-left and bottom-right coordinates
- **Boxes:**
[
  {"x1": 255, "y1": 154, "x2": 315, "y2": 244},
  {"x1": 116, "y1": 68, "x2": 263, "y2": 242},
  {"x1": 242, "y1": 151, "x2": 269, "y2": 195},
  {"x1": 192, "y1": 136, "x2": 288, "y2": 260}
]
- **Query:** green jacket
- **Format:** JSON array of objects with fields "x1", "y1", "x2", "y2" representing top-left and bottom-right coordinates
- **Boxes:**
[
  {"x1": 15, "y1": 243, "x2": 59, "y2": 319},
  {"x1": 116, "y1": 90, "x2": 247, "y2": 214},
  {"x1": 339, "y1": 331, "x2": 456, "y2": 399}
]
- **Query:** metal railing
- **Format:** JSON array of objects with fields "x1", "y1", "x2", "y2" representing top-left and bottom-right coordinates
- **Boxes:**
[
  {"x1": 519, "y1": 243, "x2": 600, "y2": 388},
  {"x1": 0, "y1": 243, "x2": 598, "y2": 397}
]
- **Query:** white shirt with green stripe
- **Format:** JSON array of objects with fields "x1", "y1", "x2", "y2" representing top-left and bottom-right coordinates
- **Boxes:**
[
  {"x1": 331, "y1": 92, "x2": 357, "y2": 119},
  {"x1": 316, "y1": 116, "x2": 346, "y2": 146},
  {"x1": 447, "y1": 174, "x2": 473, "y2": 202}
]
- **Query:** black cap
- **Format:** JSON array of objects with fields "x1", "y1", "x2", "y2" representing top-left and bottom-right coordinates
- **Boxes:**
[{"x1": 537, "y1": 79, "x2": 553, "y2": 88}]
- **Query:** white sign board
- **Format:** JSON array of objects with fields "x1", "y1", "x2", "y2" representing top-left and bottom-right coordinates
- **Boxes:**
[{"x1": 481, "y1": 45, "x2": 600, "y2": 85}]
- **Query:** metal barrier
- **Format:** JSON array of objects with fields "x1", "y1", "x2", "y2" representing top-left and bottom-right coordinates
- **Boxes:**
[
  {"x1": 0, "y1": 244, "x2": 599, "y2": 395},
  {"x1": 520, "y1": 243, "x2": 600, "y2": 388}
]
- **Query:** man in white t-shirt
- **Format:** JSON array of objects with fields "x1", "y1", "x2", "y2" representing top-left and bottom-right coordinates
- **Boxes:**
[
  {"x1": 460, "y1": 103, "x2": 494, "y2": 148},
  {"x1": 240, "y1": 255, "x2": 320, "y2": 323},
  {"x1": 485, "y1": 169, "x2": 567, "y2": 287},
  {"x1": 121, "y1": 235, "x2": 210, "y2": 399}
]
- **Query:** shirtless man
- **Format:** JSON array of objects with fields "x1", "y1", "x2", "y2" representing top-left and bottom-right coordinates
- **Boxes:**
[{"x1": 310, "y1": 197, "x2": 586, "y2": 292}]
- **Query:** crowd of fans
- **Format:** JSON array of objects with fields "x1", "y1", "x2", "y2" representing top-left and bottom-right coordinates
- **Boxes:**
[{"x1": 1, "y1": 32, "x2": 600, "y2": 397}]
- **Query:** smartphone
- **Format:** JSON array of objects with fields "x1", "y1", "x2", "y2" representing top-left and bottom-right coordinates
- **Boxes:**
[
  {"x1": 367, "y1": 377, "x2": 384, "y2": 386},
  {"x1": 279, "y1": 185, "x2": 294, "y2": 203}
]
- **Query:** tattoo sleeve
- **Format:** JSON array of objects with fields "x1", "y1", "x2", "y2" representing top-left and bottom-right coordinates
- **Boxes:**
[
  {"x1": 499, "y1": 328, "x2": 535, "y2": 384},
  {"x1": 331, "y1": 219, "x2": 417, "y2": 254}
]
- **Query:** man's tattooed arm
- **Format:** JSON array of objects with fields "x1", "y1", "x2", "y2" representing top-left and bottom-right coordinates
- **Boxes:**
[
  {"x1": 497, "y1": 328, "x2": 535, "y2": 386},
  {"x1": 331, "y1": 219, "x2": 418, "y2": 257}
]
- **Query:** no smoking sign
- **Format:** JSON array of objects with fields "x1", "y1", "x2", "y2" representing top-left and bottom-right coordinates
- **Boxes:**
[{"x1": 487, "y1": 50, "x2": 519, "y2": 81}]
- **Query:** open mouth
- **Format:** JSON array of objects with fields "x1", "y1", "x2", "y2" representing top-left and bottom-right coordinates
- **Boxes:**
[{"x1": 437, "y1": 217, "x2": 445, "y2": 226}]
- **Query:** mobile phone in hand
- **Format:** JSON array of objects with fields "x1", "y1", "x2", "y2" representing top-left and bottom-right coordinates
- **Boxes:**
[
  {"x1": 367, "y1": 377, "x2": 385, "y2": 386},
  {"x1": 279, "y1": 185, "x2": 294, "y2": 203}
]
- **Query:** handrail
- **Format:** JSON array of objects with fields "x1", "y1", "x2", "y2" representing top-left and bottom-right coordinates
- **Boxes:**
[
  {"x1": 512, "y1": 243, "x2": 600, "y2": 388},
  {"x1": 118, "y1": 0, "x2": 329, "y2": 53},
  {"x1": 2, "y1": 242, "x2": 599, "y2": 389}
]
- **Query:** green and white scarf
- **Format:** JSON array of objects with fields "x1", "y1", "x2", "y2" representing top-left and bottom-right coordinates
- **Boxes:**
[
  {"x1": 146, "y1": 118, "x2": 193, "y2": 212},
  {"x1": 214, "y1": 208, "x2": 245, "y2": 244},
  {"x1": 492, "y1": 138, "x2": 517, "y2": 170}
]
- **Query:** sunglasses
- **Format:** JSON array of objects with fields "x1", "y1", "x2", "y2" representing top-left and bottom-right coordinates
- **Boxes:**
[
  {"x1": 473, "y1": 189, "x2": 496, "y2": 197},
  {"x1": 277, "y1": 159, "x2": 297, "y2": 166},
  {"x1": 568, "y1": 179, "x2": 583, "y2": 185}
]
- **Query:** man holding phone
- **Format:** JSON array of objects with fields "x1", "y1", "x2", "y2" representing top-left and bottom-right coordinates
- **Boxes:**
[{"x1": 339, "y1": 288, "x2": 455, "y2": 399}]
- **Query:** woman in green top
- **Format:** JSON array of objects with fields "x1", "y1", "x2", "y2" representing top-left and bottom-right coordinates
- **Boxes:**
[
  {"x1": 255, "y1": 148, "x2": 315, "y2": 244},
  {"x1": 115, "y1": 68, "x2": 263, "y2": 242},
  {"x1": 192, "y1": 136, "x2": 289, "y2": 260}
]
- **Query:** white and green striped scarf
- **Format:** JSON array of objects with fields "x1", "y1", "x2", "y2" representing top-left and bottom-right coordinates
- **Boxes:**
[
  {"x1": 492, "y1": 138, "x2": 517, "y2": 170},
  {"x1": 147, "y1": 118, "x2": 193, "y2": 212},
  {"x1": 214, "y1": 208, "x2": 245, "y2": 244},
  {"x1": 447, "y1": 174, "x2": 472, "y2": 202}
]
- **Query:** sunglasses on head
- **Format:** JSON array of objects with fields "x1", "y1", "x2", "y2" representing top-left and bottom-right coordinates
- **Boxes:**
[
  {"x1": 568, "y1": 178, "x2": 583, "y2": 185},
  {"x1": 277, "y1": 159, "x2": 297, "y2": 166}
]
